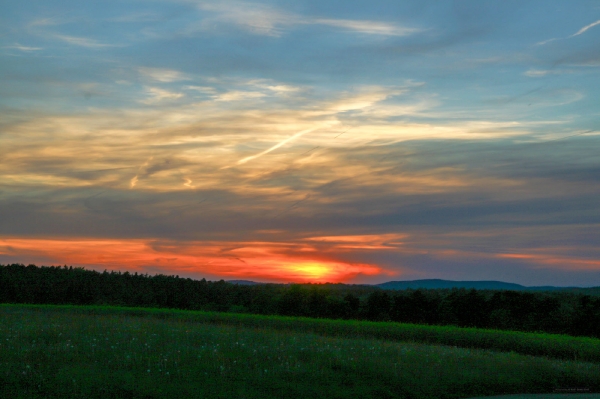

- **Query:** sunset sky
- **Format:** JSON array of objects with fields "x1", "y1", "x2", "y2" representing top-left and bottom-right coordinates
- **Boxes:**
[{"x1": 1, "y1": 0, "x2": 600, "y2": 286}]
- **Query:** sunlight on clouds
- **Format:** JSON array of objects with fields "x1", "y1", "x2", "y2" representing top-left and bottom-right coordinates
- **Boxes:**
[
  {"x1": 0, "y1": 80, "x2": 542, "y2": 197},
  {"x1": 194, "y1": 1, "x2": 420, "y2": 37},
  {"x1": 4, "y1": 44, "x2": 43, "y2": 52},
  {"x1": 497, "y1": 252, "x2": 600, "y2": 271},
  {"x1": 0, "y1": 237, "x2": 394, "y2": 283},
  {"x1": 314, "y1": 19, "x2": 421, "y2": 36},
  {"x1": 233, "y1": 125, "x2": 332, "y2": 166},
  {"x1": 216, "y1": 91, "x2": 267, "y2": 102},
  {"x1": 313, "y1": 87, "x2": 405, "y2": 114},
  {"x1": 138, "y1": 67, "x2": 191, "y2": 82},
  {"x1": 0, "y1": 173, "x2": 98, "y2": 188},
  {"x1": 141, "y1": 87, "x2": 185, "y2": 104},
  {"x1": 262, "y1": 84, "x2": 300, "y2": 94},
  {"x1": 304, "y1": 234, "x2": 407, "y2": 250},
  {"x1": 10, "y1": 233, "x2": 599, "y2": 284},
  {"x1": 185, "y1": 85, "x2": 218, "y2": 94}
]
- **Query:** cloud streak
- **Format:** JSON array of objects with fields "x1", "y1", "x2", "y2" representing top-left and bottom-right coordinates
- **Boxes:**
[
  {"x1": 570, "y1": 19, "x2": 600, "y2": 37},
  {"x1": 234, "y1": 126, "x2": 325, "y2": 166},
  {"x1": 195, "y1": 1, "x2": 421, "y2": 37},
  {"x1": 537, "y1": 18, "x2": 600, "y2": 46}
]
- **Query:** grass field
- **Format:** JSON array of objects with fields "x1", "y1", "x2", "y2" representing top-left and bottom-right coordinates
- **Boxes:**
[{"x1": 1, "y1": 304, "x2": 599, "y2": 399}]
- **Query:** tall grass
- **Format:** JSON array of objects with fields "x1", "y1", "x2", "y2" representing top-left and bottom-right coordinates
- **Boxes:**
[
  {"x1": 6, "y1": 304, "x2": 598, "y2": 363},
  {"x1": 1, "y1": 304, "x2": 599, "y2": 399}
]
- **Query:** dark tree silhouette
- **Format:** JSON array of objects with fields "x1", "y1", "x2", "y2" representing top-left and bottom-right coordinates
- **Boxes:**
[{"x1": 1, "y1": 264, "x2": 599, "y2": 339}]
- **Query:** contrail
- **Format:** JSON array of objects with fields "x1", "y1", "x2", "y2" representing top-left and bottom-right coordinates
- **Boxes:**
[
  {"x1": 571, "y1": 19, "x2": 600, "y2": 37},
  {"x1": 538, "y1": 19, "x2": 600, "y2": 46},
  {"x1": 220, "y1": 127, "x2": 321, "y2": 169},
  {"x1": 235, "y1": 127, "x2": 321, "y2": 166}
]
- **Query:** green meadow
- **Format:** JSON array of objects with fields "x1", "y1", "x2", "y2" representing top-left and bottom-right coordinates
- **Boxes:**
[{"x1": 1, "y1": 304, "x2": 599, "y2": 399}]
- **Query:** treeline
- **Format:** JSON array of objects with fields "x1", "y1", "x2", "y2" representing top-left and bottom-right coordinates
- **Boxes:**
[{"x1": 1, "y1": 264, "x2": 599, "y2": 339}]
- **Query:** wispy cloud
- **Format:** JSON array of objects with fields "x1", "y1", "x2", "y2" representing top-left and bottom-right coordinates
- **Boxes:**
[
  {"x1": 523, "y1": 69, "x2": 571, "y2": 77},
  {"x1": 314, "y1": 18, "x2": 420, "y2": 36},
  {"x1": 140, "y1": 87, "x2": 185, "y2": 104},
  {"x1": 570, "y1": 19, "x2": 600, "y2": 37},
  {"x1": 216, "y1": 90, "x2": 266, "y2": 102},
  {"x1": 537, "y1": 18, "x2": 600, "y2": 45},
  {"x1": 4, "y1": 44, "x2": 42, "y2": 52},
  {"x1": 138, "y1": 67, "x2": 191, "y2": 82},
  {"x1": 27, "y1": 17, "x2": 65, "y2": 28},
  {"x1": 195, "y1": 1, "x2": 420, "y2": 37},
  {"x1": 52, "y1": 34, "x2": 116, "y2": 48},
  {"x1": 25, "y1": 17, "x2": 121, "y2": 48},
  {"x1": 233, "y1": 126, "x2": 325, "y2": 166},
  {"x1": 524, "y1": 69, "x2": 555, "y2": 77}
]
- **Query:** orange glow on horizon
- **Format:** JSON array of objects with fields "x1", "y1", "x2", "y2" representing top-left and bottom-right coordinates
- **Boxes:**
[
  {"x1": 497, "y1": 252, "x2": 600, "y2": 271},
  {"x1": 0, "y1": 237, "x2": 394, "y2": 283}
]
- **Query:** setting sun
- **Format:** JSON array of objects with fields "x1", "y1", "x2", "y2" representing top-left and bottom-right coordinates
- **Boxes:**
[{"x1": 284, "y1": 262, "x2": 336, "y2": 281}]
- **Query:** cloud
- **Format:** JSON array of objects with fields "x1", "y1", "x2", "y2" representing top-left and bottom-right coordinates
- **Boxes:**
[
  {"x1": 4, "y1": 44, "x2": 42, "y2": 52},
  {"x1": 185, "y1": 85, "x2": 218, "y2": 94},
  {"x1": 522, "y1": 68, "x2": 580, "y2": 79},
  {"x1": 537, "y1": 18, "x2": 600, "y2": 46},
  {"x1": 497, "y1": 251, "x2": 600, "y2": 272},
  {"x1": 27, "y1": 17, "x2": 65, "y2": 28},
  {"x1": 536, "y1": 38, "x2": 558, "y2": 46},
  {"x1": 195, "y1": 1, "x2": 420, "y2": 37},
  {"x1": 140, "y1": 87, "x2": 184, "y2": 104},
  {"x1": 524, "y1": 69, "x2": 558, "y2": 77},
  {"x1": 314, "y1": 18, "x2": 421, "y2": 36},
  {"x1": 52, "y1": 34, "x2": 116, "y2": 48},
  {"x1": 197, "y1": 1, "x2": 292, "y2": 36},
  {"x1": 0, "y1": 236, "x2": 395, "y2": 283},
  {"x1": 0, "y1": 83, "x2": 551, "y2": 200},
  {"x1": 262, "y1": 84, "x2": 300, "y2": 93},
  {"x1": 233, "y1": 126, "x2": 326, "y2": 166},
  {"x1": 138, "y1": 67, "x2": 191, "y2": 82},
  {"x1": 215, "y1": 90, "x2": 267, "y2": 102},
  {"x1": 570, "y1": 19, "x2": 600, "y2": 37},
  {"x1": 25, "y1": 16, "x2": 122, "y2": 49}
]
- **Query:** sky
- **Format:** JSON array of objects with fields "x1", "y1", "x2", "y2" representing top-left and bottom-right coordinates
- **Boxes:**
[{"x1": 1, "y1": 0, "x2": 600, "y2": 286}]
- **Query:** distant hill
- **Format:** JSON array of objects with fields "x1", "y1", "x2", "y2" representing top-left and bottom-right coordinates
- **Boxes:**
[
  {"x1": 376, "y1": 279, "x2": 582, "y2": 291},
  {"x1": 224, "y1": 278, "x2": 598, "y2": 293}
]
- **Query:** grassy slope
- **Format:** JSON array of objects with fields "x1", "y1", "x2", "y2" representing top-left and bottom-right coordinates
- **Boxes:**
[{"x1": 1, "y1": 304, "x2": 599, "y2": 399}]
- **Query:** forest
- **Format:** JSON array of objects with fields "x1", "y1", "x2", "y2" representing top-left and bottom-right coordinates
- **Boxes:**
[{"x1": 2, "y1": 263, "x2": 599, "y2": 339}]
